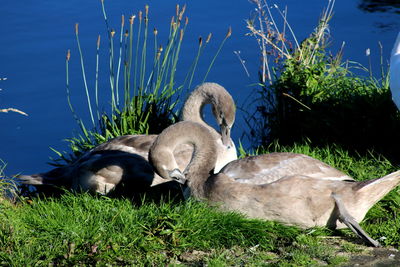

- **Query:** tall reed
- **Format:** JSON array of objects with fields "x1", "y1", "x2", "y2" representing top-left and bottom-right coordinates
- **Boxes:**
[{"x1": 59, "y1": 2, "x2": 231, "y2": 164}]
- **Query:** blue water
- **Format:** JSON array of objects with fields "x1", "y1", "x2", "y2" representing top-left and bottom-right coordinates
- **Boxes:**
[{"x1": 0, "y1": 0, "x2": 399, "y2": 176}]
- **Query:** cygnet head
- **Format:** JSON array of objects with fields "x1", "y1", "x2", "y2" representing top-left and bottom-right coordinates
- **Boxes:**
[
  {"x1": 149, "y1": 146, "x2": 186, "y2": 184},
  {"x1": 182, "y1": 82, "x2": 236, "y2": 148},
  {"x1": 149, "y1": 121, "x2": 218, "y2": 188},
  {"x1": 148, "y1": 135, "x2": 185, "y2": 184},
  {"x1": 207, "y1": 83, "x2": 236, "y2": 147}
]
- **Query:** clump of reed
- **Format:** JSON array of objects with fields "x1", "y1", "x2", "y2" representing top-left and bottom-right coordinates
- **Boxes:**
[
  {"x1": 245, "y1": 0, "x2": 400, "y2": 160},
  {"x1": 57, "y1": 1, "x2": 231, "y2": 164}
]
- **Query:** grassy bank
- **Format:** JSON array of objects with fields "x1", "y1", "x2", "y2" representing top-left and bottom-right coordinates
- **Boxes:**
[{"x1": 1, "y1": 143, "x2": 399, "y2": 266}]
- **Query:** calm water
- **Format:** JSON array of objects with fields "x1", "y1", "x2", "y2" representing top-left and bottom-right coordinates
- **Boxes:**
[{"x1": 1, "y1": 0, "x2": 399, "y2": 175}]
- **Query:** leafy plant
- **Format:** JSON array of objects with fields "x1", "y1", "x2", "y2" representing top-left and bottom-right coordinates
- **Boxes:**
[{"x1": 245, "y1": 0, "x2": 400, "y2": 162}]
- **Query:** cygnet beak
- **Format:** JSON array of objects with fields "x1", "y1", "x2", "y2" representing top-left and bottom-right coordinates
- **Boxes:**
[
  {"x1": 220, "y1": 124, "x2": 232, "y2": 148},
  {"x1": 169, "y1": 168, "x2": 187, "y2": 184}
]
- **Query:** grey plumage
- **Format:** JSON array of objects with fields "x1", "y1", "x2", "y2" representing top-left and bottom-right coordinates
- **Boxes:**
[{"x1": 150, "y1": 121, "x2": 400, "y2": 247}]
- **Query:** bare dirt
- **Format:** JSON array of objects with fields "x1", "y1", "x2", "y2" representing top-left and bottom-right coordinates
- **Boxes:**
[{"x1": 342, "y1": 247, "x2": 400, "y2": 267}]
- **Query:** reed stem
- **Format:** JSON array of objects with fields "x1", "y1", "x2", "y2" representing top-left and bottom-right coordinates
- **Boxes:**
[
  {"x1": 140, "y1": 7, "x2": 149, "y2": 93},
  {"x1": 95, "y1": 35, "x2": 101, "y2": 121},
  {"x1": 134, "y1": 11, "x2": 143, "y2": 97},
  {"x1": 202, "y1": 27, "x2": 232, "y2": 83},
  {"x1": 116, "y1": 15, "x2": 125, "y2": 107},
  {"x1": 75, "y1": 23, "x2": 95, "y2": 126}
]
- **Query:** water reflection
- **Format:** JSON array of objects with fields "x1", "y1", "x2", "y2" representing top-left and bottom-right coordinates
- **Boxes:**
[{"x1": 358, "y1": 0, "x2": 400, "y2": 13}]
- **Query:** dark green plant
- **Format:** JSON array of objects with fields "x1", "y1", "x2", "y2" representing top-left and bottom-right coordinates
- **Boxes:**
[{"x1": 246, "y1": 0, "x2": 400, "y2": 162}]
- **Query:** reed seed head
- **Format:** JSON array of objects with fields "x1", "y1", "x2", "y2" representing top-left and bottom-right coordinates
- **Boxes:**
[
  {"x1": 110, "y1": 29, "x2": 116, "y2": 38},
  {"x1": 199, "y1": 36, "x2": 203, "y2": 47},
  {"x1": 180, "y1": 29, "x2": 184, "y2": 41},
  {"x1": 124, "y1": 30, "x2": 129, "y2": 37},
  {"x1": 145, "y1": 5, "x2": 149, "y2": 16},
  {"x1": 226, "y1": 26, "x2": 232, "y2": 38},
  {"x1": 156, "y1": 45, "x2": 163, "y2": 60},
  {"x1": 176, "y1": 4, "x2": 179, "y2": 17},
  {"x1": 185, "y1": 17, "x2": 189, "y2": 26},
  {"x1": 121, "y1": 15, "x2": 125, "y2": 27},
  {"x1": 97, "y1": 35, "x2": 101, "y2": 48},
  {"x1": 66, "y1": 49, "x2": 71, "y2": 61},
  {"x1": 206, "y1": 33, "x2": 212, "y2": 43},
  {"x1": 129, "y1": 15, "x2": 136, "y2": 25},
  {"x1": 75, "y1": 23, "x2": 79, "y2": 35},
  {"x1": 178, "y1": 5, "x2": 186, "y2": 21},
  {"x1": 153, "y1": 27, "x2": 158, "y2": 36},
  {"x1": 139, "y1": 11, "x2": 142, "y2": 21}
]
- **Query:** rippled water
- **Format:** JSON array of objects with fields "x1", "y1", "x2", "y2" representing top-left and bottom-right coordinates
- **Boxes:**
[{"x1": 0, "y1": 0, "x2": 399, "y2": 175}]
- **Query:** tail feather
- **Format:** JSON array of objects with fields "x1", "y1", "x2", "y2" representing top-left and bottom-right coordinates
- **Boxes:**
[
  {"x1": 17, "y1": 166, "x2": 70, "y2": 186},
  {"x1": 357, "y1": 170, "x2": 400, "y2": 191},
  {"x1": 355, "y1": 170, "x2": 400, "y2": 205}
]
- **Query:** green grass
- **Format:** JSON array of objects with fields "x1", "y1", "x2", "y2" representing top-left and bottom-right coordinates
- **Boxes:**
[
  {"x1": 0, "y1": 192, "x2": 348, "y2": 266},
  {"x1": 0, "y1": 160, "x2": 18, "y2": 202}
]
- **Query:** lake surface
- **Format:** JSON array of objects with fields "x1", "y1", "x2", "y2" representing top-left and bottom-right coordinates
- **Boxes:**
[{"x1": 1, "y1": 0, "x2": 399, "y2": 176}]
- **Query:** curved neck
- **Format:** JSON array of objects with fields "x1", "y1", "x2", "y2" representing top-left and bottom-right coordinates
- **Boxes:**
[
  {"x1": 150, "y1": 121, "x2": 217, "y2": 198},
  {"x1": 181, "y1": 85, "x2": 220, "y2": 137}
]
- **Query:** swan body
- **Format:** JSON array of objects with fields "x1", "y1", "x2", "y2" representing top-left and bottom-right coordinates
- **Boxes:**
[
  {"x1": 18, "y1": 83, "x2": 237, "y2": 195},
  {"x1": 219, "y1": 152, "x2": 354, "y2": 185},
  {"x1": 390, "y1": 31, "x2": 400, "y2": 110},
  {"x1": 19, "y1": 148, "x2": 155, "y2": 196},
  {"x1": 18, "y1": 134, "x2": 157, "y2": 195},
  {"x1": 150, "y1": 121, "x2": 400, "y2": 247}
]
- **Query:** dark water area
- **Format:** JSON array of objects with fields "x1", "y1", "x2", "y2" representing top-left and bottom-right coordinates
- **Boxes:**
[{"x1": 0, "y1": 0, "x2": 399, "y2": 176}]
